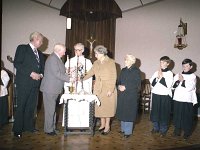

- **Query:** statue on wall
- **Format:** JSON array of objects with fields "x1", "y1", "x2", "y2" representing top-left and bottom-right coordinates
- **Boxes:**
[{"x1": 87, "y1": 36, "x2": 96, "y2": 58}]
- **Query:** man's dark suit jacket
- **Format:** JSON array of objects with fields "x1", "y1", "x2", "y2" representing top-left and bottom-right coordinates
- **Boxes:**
[{"x1": 14, "y1": 44, "x2": 45, "y2": 87}]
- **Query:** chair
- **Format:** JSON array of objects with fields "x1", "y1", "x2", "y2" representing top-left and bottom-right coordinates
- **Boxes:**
[{"x1": 140, "y1": 79, "x2": 151, "y2": 113}]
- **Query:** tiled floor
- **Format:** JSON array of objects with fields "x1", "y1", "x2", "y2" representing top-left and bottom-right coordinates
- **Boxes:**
[{"x1": 0, "y1": 106, "x2": 200, "y2": 150}]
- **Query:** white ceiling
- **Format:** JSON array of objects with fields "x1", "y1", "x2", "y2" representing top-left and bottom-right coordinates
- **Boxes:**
[{"x1": 30, "y1": 0, "x2": 160, "y2": 12}]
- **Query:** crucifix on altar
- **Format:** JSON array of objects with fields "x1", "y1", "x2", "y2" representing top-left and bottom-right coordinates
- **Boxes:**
[{"x1": 87, "y1": 36, "x2": 96, "y2": 58}]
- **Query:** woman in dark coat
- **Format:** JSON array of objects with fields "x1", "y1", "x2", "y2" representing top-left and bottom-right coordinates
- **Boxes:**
[{"x1": 116, "y1": 54, "x2": 141, "y2": 138}]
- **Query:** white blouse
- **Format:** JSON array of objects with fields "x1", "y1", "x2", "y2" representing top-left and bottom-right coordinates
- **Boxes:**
[{"x1": 1, "y1": 70, "x2": 10, "y2": 97}]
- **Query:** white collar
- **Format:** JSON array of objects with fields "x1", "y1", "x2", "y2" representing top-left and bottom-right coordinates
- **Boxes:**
[
  {"x1": 54, "y1": 52, "x2": 61, "y2": 59},
  {"x1": 29, "y1": 43, "x2": 36, "y2": 51}
]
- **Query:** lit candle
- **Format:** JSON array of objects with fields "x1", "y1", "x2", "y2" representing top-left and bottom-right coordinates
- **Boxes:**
[
  {"x1": 85, "y1": 58, "x2": 86, "y2": 74},
  {"x1": 67, "y1": 55, "x2": 70, "y2": 74}
]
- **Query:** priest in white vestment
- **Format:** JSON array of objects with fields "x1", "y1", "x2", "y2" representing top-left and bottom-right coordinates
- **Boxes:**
[{"x1": 65, "y1": 43, "x2": 93, "y2": 94}]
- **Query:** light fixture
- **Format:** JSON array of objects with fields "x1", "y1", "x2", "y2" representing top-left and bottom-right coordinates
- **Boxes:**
[
  {"x1": 66, "y1": 17, "x2": 71, "y2": 29},
  {"x1": 174, "y1": 18, "x2": 187, "y2": 50},
  {"x1": 66, "y1": 2, "x2": 71, "y2": 30}
]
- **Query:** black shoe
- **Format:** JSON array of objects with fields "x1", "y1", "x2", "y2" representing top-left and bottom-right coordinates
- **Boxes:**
[
  {"x1": 151, "y1": 129, "x2": 159, "y2": 134},
  {"x1": 124, "y1": 135, "x2": 131, "y2": 138},
  {"x1": 160, "y1": 133, "x2": 166, "y2": 137},
  {"x1": 54, "y1": 129, "x2": 59, "y2": 134},
  {"x1": 101, "y1": 129, "x2": 110, "y2": 135},
  {"x1": 173, "y1": 132, "x2": 181, "y2": 137},
  {"x1": 31, "y1": 128, "x2": 39, "y2": 133},
  {"x1": 14, "y1": 133, "x2": 22, "y2": 138},
  {"x1": 183, "y1": 135, "x2": 190, "y2": 140},
  {"x1": 98, "y1": 127, "x2": 105, "y2": 132},
  {"x1": 45, "y1": 131, "x2": 57, "y2": 136},
  {"x1": 118, "y1": 131, "x2": 124, "y2": 134}
]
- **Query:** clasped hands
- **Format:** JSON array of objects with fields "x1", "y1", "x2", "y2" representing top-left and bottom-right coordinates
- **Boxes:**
[
  {"x1": 30, "y1": 72, "x2": 42, "y2": 80},
  {"x1": 157, "y1": 68, "x2": 163, "y2": 79},
  {"x1": 178, "y1": 73, "x2": 184, "y2": 82},
  {"x1": 118, "y1": 85, "x2": 126, "y2": 92}
]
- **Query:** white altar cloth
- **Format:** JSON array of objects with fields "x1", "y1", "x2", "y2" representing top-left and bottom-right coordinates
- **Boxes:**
[
  {"x1": 59, "y1": 94, "x2": 100, "y2": 106},
  {"x1": 59, "y1": 94, "x2": 100, "y2": 127}
]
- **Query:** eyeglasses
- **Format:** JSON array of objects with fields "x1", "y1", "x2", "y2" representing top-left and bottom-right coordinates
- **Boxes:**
[{"x1": 75, "y1": 49, "x2": 82, "y2": 51}]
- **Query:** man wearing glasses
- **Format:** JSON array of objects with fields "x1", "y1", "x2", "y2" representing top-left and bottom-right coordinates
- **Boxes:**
[{"x1": 65, "y1": 43, "x2": 92, "y2": 94}]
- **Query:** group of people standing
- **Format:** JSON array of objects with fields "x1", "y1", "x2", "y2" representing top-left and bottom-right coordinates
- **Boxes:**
[
  {"x1": 2, "y1": 31, "x2": 197, "y2": 141},
  {"x1": 150, "y1": 56, "x2": 197, "y2": 140},
  {"x1": 9, "y1": 31, "x2": 141, "y2": 139},
  {"x1": 12, "y1": 32, "x2": 71, "y2": 137}
]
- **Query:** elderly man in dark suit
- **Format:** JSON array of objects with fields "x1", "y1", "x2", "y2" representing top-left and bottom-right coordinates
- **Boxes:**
[
  {"x1": 13, "y1": 31, "x2": 45, "y2": 138},
  {"x1": 40, "y1": 43, "x2": 69, "y2": 136}
]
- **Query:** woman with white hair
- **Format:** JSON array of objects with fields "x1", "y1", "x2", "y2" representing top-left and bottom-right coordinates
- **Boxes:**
[
  {"x1": 83, "y1": 45, "x2": 117, "y2": 135},
  {"x1": 116, "y1": 54, "x2": 141, "y2": 138}
]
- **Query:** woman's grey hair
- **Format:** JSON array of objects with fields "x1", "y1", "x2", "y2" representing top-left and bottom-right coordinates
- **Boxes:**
[
  {"x1": 29, "y1": 31, "x2": 44, "y2": 41},
  {"x1": 126, "y1": 54, "x2": 136, "y2": 64},
  {"x1": 94, "y1": 45, "x2": 108, "y2": 55}
]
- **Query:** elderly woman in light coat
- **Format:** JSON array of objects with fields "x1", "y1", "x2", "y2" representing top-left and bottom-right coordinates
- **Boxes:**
[{"x1": 83, "y1": 45, "x2": 117, "y2": 135}]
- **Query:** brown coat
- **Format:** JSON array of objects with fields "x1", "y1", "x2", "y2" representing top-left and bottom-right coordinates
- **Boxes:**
[{"x1": 84, "y1": 56, "x2": 117, "y2": 117}]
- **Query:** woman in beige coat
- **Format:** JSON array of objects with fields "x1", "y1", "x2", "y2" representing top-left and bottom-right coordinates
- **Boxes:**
[{"x1": 83, "y1": 45, "x2": 117, "y2": 135}]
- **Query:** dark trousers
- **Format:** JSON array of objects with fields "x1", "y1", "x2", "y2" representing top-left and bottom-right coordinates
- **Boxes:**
[
  {"x1": 12, "y1": 85, "x2": 38, "y2": 133},
  {"x1": 150, "y1": 94, "x2": 171, "y2": 134},
  {"x1": 153, "y1": 121, "x2": 168, "y2": 134},
  {"x1": 173, "y1": 101, "x2": 194, "y2": 136},
  {"x1": 0, "y1": 95, "x2": 8, "y2": 127}
]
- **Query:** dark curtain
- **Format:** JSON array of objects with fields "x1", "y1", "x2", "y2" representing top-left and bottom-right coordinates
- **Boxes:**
[
  {"x1": 65, "y1": 18, "x2": 116, "y2": 62},
  {"x1": 60, "y1": 0, "x2": 122, "y2": 62},
  {"x1": 0, "y1": 0, "x2": 2, "y2": 59}
]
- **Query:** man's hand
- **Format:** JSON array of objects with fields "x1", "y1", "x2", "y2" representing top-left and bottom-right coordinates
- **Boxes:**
[
  {"x1": 118, "y1": 85, "x2": 126, "y2": 92},
  {"x1": 30, "y1": 72, "x2": 42, "y2": 80}
]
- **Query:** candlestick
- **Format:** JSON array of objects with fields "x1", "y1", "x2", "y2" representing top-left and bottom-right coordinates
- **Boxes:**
[
  {"x1": 85, "y1": 58, "x2": 87, "y2": 74},
  {"x1": 67, "y1": 55, "x2": 70, "y2": 75},
  {"x1": 75, "y1": 56, "x2": 79, "y2": 93}
]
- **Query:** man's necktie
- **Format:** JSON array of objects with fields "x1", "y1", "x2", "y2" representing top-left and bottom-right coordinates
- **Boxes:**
[{"x1": 34, "y1": 49, "x2": 40, "y2": 63}]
